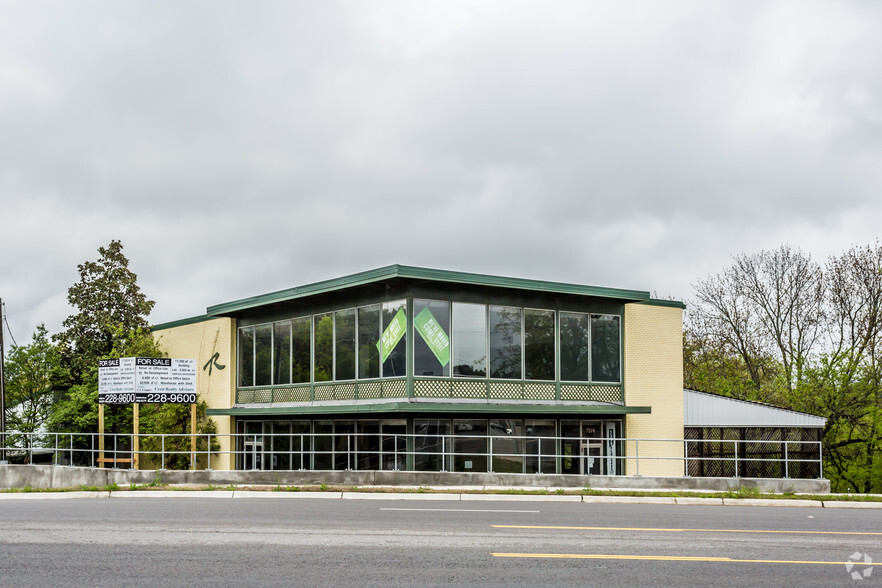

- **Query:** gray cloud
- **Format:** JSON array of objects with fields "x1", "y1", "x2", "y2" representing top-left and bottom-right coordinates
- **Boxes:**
[{"x1": 2, "y1": 1, "x2": 881, "y2": 341}]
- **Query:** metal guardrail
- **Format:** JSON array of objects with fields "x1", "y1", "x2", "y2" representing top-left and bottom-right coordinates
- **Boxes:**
[{"x1": 0, "y1": 432, "x2": 823, "y2": 479}]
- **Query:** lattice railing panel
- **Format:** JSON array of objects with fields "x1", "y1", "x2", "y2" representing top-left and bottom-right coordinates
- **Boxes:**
[
  {"x1": 524, "y1": 383, "x2": 555, "y2": 400},
  {"x1": 381, "y1": 379, "x2": 407, "y2": 398},
  {"x1": 488, "y1": 382, "x2": 524, "y2": 400},
  {"x1": 414, "y1": 380, "x2": 449, "y2": 398},
  {"x1": 357, "y1": 381, "x2": 383, "y2": 400},
  {"x1": 450, "y1": 380, "x2": 488, "y2": 399}
]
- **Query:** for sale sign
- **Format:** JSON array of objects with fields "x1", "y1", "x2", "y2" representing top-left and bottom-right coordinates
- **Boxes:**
[{"x1": 98, "y1": 357, "x2": 197, "y2": 404}]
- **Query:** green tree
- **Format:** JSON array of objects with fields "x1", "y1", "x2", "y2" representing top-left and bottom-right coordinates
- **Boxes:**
[
  {"x1": 687, "y1": 242, "x2": 882, "y2": 492},
  {"x1": 3, "y1": 324, "x2": 63, "y2": 448},
  {"x1": 53, "y1": 240, "x2": 155, "y2": 385}
]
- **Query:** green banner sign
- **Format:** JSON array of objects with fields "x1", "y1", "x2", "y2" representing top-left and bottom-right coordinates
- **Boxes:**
[
  {"x1": 414, "y1": 307, "x2": 450, "y2": 367},
  {"x1": 377, "y1": 308, "x2": 407, "y2": 363}
]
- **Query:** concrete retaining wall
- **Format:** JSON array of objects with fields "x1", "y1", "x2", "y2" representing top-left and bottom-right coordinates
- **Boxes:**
[{"x1": 0, "y1": 465, "x2": 831, "y2": 493}]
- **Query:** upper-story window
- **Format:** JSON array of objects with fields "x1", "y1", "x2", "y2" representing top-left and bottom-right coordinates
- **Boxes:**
[
  {"x1": 238, "y1": 299, "x2": 406, "y2": 387},
  {"x1": 237, "y1": 299, "x2": 621, "y2": 387}
]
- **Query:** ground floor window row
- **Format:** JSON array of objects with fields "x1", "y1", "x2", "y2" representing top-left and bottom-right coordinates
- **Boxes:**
[
  {"x1": 237, "y1": 299, "x2": 622, "y2": 388},
  {"x1": 235, "y1": 417, "x2": 624, "y2": 475}
]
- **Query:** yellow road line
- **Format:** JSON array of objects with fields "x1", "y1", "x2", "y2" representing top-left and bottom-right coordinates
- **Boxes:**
[
  {"x1": 491, "y1": 553, "x2": 882, "y2": 566},
  {"x1": 493, "y1": 525, "x2": 882, "y2": 536}
]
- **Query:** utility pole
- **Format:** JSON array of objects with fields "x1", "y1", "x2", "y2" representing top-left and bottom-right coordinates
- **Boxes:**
[{"x1": 0, "y1": 298, "x2": 7, "y2": 463}]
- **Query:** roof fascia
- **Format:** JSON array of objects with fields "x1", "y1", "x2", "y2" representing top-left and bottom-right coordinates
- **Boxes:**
[{"x1": 206, "y1": 264, "x2": 654, "y2": 316}]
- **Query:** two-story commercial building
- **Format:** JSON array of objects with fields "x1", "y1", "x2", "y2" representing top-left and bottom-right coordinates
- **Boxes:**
[{"x1": 152, "y1": 265, "x2": 688, "y2": 476}]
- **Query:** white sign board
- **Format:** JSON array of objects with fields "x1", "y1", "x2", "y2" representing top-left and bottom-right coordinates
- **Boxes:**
[{"x1": 98, "y1": 357, "x2": 197, "y2": 404}]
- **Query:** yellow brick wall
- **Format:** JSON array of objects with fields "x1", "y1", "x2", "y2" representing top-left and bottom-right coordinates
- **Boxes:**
[
  {"x1": 153, "y1": 317, "x2": 235, "y2": 470},
  {"x1": 623, "y1": 303, "x2": 684, "y2": 476}
]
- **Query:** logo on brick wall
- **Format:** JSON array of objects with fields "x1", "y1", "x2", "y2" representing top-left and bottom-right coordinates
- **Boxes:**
[{"x1": 203, "y1": 351, "x2": 226, "y2": 375}]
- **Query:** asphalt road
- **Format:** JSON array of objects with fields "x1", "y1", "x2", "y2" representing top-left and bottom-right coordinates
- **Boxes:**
[{"x1": 0, "y1": 497, "x2": 880, "y2": 586}]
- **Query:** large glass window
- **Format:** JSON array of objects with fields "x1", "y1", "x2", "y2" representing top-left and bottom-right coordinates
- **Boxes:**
[
  {"x1": 490, "y1": 419, "x2": 524, "y2": 473},
  {"x1": 313, "y1": 420, "x2": 333, "y2": 469},
  {"x1": 452, "y1": 303, "x2": 486, "y2": 378},
  {"x1": 559, "y1": 312, "x2": 590, "y2": 382},
  {"x1": 356, "y1": 420, "x2": 380, "y2": 470},
  {"x1": 254, "y1": 324, "x2": 273, "y2": 387},
  {"x1": 273, "y1": 321, "x2": 291, "y2": 385},
  {"x1": 291, "y1": 316, "x2": 311, "y2": 383},
  {"x1": 335, "y1": 309, "x2": 356, "y2": 381},
  {"x1": 453, "y1": 419, "x2": 487, "y2": 472},
  {"x1": 525, "y1": 419, "x2": 556, "y2": 474},
  {"x1": 591, "y1": 314, "x2": 621, "y2": 382},
  {"x1": 238, "y1": 326, "x2": 254, "y2": 387},
  {"x1": 313, "y1": 313, "x2": 333, "y2": 382},
  {"x1": 413, "y1": 299, "x2": 450, "y2": 377},
  {"x1": 382, "y1": 300, "x2": 407, "y2": 378},
  {"x1": 489, "y1": 306, "x2": 522, "y2": 379},
  {"x1": 415, "y1": 419, "x2": 451, "y2": 471},
  {"x1": 358, "y1": 305, "x2": 381, "y2": 379},
  {"x1": 524, "y1": 309, "x2": 555, "y2": 380}
]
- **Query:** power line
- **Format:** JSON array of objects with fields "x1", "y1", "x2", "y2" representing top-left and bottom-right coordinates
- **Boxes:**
[{"x1": 1, "y1": 301, "x2": 17, "y2": 348}]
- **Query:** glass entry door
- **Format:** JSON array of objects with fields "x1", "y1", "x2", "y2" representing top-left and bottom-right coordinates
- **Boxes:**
[
  {"x1": 580, "y1": 421, "x2": 602, "y2": 475},
  {"x1": 244, "y1": 421, "x2": 265, "y2": 470}
]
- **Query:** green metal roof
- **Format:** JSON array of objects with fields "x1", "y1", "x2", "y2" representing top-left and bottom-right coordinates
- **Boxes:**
[
  {"x1": 151, "y1": 314, "x2": 218, "y2": 331},
  {"x1": 206, "y1": 265, "x2": 654, "y2": 316}
]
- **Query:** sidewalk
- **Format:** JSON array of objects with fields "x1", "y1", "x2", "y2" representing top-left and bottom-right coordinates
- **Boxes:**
[{"x1": 1, "y1": 486, "x2": 881, "y2": 508}]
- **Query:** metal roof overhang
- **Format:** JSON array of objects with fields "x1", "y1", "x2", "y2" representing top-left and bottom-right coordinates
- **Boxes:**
[
  {"x1": 205, "y1": 264, "x2": 655, "y2": 317},
  {"x1": 684, "y1": 389, "x2": 826, "y2": 428},
  {"x1": 208, "y1": 400, "x2": 652, "y2": 417}
]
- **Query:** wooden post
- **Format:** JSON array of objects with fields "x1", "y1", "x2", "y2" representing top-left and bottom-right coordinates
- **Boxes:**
[
  {"x1": 190, "y1": 403, "x2": 197, "y2": 470},
  {"x1": 133, "y1": 404, "x2": 139, "y2": 470},
  {"x1": 98, "y1": 404, "x2": 105, "y2": 468}
]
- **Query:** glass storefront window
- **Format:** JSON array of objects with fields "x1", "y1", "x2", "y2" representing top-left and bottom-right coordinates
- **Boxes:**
[
  {"x1": 524, "y1": 309, "x2": 555, "y2": 381},
  {"x1": 356, "y1": 420, "x2": 380, "y2": 470},
  {"x1": 313, "y1": 420, "x2": 333, "y2": 470},
  {"x1": 559, "y1": 312, "x2": 590, "y2": 382},
  {"x1": 254, "y1": 324, "x2": 273, "y2": 387},
  {"x1": 273, "y1": 321, "x2": 291, "y2": 385},
  {"x1": 525, "y1": 419, "x2": 556, "y2": 474},
  {"x1": 271, "y1": 420, "x2": 291, "y2": 470},
  {"x1": 382, "y1": 300, "x2": 407, "y2": 377},
  {"x1": 335, "y1": 309, "x2": 356, "y2": 381},
  {"x1": 313, "y1": 313, "x2": 333, "y2": 382},
  {"x1": 415, "y1": 419, "x2": 451, "y2": 471},
  {"x1": 452, "y1": 303, "x2": 486, "y2": 378},
  {"x1": 489, "y1": 306, "x2": 522, "y2": 379},
  {"x1": 490, "y1": 419, "x2": 524, "y2": 473},
  {"x1": 453, "y1": 419, "x2": 487, "y2": 472},
  {"x1": 413, "y1": 299, "x2": 450, "y2": 377},
  {"x1": 358, "y1": 305, "x2": 381, "y2": 379},
  {"x1": 238, "y1": 326, "x2": 254, "y2": 387},
  {"x1": 291, "y1": 420, "x2": 310, "y2": 469},
  {"x1": 292, "y1": 316, "x2": 310, "y2": 383},
  {"x1": 592, "y1": 314, "x2": 621, "y2": 383},
  {"x1": 236, "y1": 301, "x2": 618, "y2": 387}
]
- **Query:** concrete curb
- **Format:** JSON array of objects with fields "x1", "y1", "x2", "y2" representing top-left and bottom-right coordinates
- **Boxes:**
[
  {"x1": 111, "y1": 490, "x2": 236, "y2": 499},
  {"x1": 341, "y1": 492, "x2": 460, "y2": 501},
  {"x1": 583, "y1": 495, "x2": 677, "y2": 505},
  {"x1": 721, "y1": 498, "x2": 823, "y2": 508},
  {"x1": 0, "y1": 488, "x2": 880, "y2": 508},
  {"x1": 674, "y1": 497, "x2": 724, "y2": 506},
  {"x1": 461, "y1": 493, "x2": 582, "y2": 503},
  {"x1": 0, "y1": 491, "x2": 110, "y2": 499},
  {"x1": 822, "y1": 501, "x2": 882, "y2": 509},
  {"x1": 235, "y1": 491, "x2": 342, "y2": 499}
]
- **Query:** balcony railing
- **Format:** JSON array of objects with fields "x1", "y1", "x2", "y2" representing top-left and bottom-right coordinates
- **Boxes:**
[{"x1": 235, "y1": 379, "x2": 624, "y2": 404}]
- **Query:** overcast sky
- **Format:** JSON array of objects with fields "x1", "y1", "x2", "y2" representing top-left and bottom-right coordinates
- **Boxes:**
[{"x1": 2, "y1": 1, "x2": 881, "y2": 344}]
